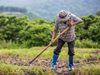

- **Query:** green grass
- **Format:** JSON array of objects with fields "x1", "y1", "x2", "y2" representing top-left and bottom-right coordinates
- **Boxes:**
[
  {"x1": 97, "y1": 54, "x2": 100, "y2": 60},
  {"x1": 0, "y1": 63, "x2": 100, "y2": 75},
  {"x1": 0, "y1": 63, "x2": 50, "y2": 75},
  {"x1": 0, "y1": 47, "x2": 100, "y2": 75},
  {"x1": 0, "y1": 63, "x2": 24, "y2": 75},
  {"x1": 0, "y1": 47, "x2": 99, "y2": 61},
  {"x1": 74, "y1": 65, "x2": 100, "y2": 75},
  {"x1": 0, "y1": 39, "x2": 100, "y2": 49}
]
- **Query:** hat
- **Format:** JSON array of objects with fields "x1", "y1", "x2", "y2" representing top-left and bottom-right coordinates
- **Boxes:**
[{"x1": 56, "y1": 10, "x2": 71, "y2": 22}]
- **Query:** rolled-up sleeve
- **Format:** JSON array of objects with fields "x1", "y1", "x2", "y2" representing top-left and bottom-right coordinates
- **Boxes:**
[
  {"x1": 54, "y1": 20, "x2": 58, "y2": 31},
  {"x1": 71, "y1": 14, "x2": 82, "y2": 22}
]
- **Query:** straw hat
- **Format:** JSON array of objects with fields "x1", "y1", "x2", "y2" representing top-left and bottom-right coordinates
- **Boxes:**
[{"x1": 56, "y1": 10, "x2": 71, "y2": 22}]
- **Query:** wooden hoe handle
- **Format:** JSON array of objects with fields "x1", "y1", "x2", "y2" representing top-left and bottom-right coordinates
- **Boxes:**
[{"x1": 28, "y1": 26, "x2": 71, "y2": 64}]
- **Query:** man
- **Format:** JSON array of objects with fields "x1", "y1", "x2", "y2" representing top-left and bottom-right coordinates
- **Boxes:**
[{"x1": 51, "y1": 10, "x2": 82, "y2": 71}]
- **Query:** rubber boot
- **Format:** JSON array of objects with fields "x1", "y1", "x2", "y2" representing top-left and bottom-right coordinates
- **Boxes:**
[
  {"x1": 51, "y1": 54, "x2": 59, "y2": 69},
  {"x1": 69, "y1": 56, "x2": 74, "y2": 71}
]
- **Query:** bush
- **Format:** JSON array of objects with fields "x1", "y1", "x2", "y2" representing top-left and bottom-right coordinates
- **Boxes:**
[
  {"x1": 18, "y1": 24, "x2": 53, "y2": 47},
  {"x1": 75, "y1": 39, "x2": 100, "y2": 48},
  {"x1": 0, "y1": 40, "x2": 19, "y2": 49},
  {"x1": 0, "y1": 14, "x2": 100, "y2": 48}
]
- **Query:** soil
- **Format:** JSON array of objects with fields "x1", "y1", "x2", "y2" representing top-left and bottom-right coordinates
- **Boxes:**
[{"x1": 0, "y1": 50, "x2": 100, "y2": 75}]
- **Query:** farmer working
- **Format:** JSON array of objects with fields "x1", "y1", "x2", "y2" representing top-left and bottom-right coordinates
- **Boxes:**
[{"x1": 51, "y1": 10, "x2": 83, "y2": 71}]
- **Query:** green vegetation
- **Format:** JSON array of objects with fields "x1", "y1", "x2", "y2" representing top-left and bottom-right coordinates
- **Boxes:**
[
  {"x1": 0, "y1": 63, "x2": 50, "y2": 75},
  {"x1": 97, "y1": 54, "x2": 100, "y2": 60},
  {"x1": 96, "y1": 11, "x2": 100, "y2": 16},
  {"x1": 0, "y1": 47, "x2": 99, "y2": 61},
  {"x1": 0, "y1": 63, "x2": 100, "y2": 75},
  {"x1": 0, "y1": 63, "x2": 24, "y2": 75},
  {"x1": 0, "y1": 14, "x2": 100, "y2": 48},
  {"x1": 73, "y1": 65, "x2": 100, "y2": 75},
  {"x1": 0, "y1": 47, "x2": 100, "y2": 75}
]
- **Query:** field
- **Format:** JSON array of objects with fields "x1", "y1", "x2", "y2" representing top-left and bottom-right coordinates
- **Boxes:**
[{"x1": 0, "y1": 47, "x2": 100, "y2": 75}]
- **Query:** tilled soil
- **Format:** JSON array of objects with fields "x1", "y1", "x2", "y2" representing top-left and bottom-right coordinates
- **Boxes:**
[
  {"x1": 0, "y1": 56, "x2": 100, "y2": 75},
  {"x1": 0, "y1": 50, "x2": 100, "y2": 75}
]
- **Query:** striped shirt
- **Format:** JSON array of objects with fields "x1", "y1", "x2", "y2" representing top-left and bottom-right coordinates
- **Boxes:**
[{"x1": 54, "y1": 14, "x2": 82, "y2": 42}]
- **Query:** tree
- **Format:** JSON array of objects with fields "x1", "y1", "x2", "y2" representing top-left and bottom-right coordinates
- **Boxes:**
[
  {"x1": 96, "y1": 11, "x2": 100, "y2": 16},
  {"x1": 0, "y1": 15, "x2": 30, "y2": 41}
]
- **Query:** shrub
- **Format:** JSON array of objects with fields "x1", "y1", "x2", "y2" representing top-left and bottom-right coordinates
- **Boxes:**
[{"x1": 75, "y1": 39, "x2": 100, "y2": 48}]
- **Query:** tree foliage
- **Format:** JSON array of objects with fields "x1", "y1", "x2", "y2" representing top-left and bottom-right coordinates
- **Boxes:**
[
  {"x1": 0, "y1": 6, "x2": 27, "y2": 13},
  {"x1": 0, "y1": 15, "x2": 29, "y2": 41},
  {"x1": 96, "y1": 11, "x2": 100, "y2": 16},
  {"x1": 19, "y1": 24, "x2": 53, "y2": 47},
  {"x1": 75, "y1": 14, "x2": 100, "y2": 42},
  {"x1": 0, "y1": 14, "x2": 100, "y2": 47}
]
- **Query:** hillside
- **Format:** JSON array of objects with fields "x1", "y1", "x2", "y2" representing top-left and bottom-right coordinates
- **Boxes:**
[
  {"x1": 0, "y1": 6, "x2": 39, "y2": 21},
  {"x1": 0, "y1": 0, "x2": 100, "y2": 21}
]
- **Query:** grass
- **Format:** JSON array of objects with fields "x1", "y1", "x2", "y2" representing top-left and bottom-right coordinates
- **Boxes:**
[
  {"x1": 74, "y1": 65, "x2": 100, "y2": 75},
  {"x1": 97, "y1": 54, "x2": 100, "y2": 60},
  {"x1": 0, "y1": 63, "x2": 100, "y2": 75},
  {"x1": 0, "y1": 63, "x2": 50, "y2": 75},
  {"x1": 0, "y1": 39, "x2": 100, "y2": 49},
  {"x1": 0, "y1": 47, "x2": 100, "y2": 75},
  {"x1": 0, "y1": 63, "x2": 24, "y2": 75},
  {"x1": 0, "y1": 47, "x2": 99, "y2": 60}
]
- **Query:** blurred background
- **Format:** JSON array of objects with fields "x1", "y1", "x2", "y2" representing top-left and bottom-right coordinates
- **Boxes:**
[{"x1": 0, "y1": 0, "x2": 100, "y2": 21}]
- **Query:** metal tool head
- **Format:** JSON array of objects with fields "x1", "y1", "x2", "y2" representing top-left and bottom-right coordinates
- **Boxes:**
[{"x1": 28, "y1": 61, "x2": 33, "y2": 67}]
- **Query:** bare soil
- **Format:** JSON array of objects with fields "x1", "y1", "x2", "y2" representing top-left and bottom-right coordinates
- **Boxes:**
[{"x1": 0, "y1": 50, "x2": 100, "y2": 75}]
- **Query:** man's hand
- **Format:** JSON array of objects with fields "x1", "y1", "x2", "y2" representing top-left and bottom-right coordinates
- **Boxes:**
[
  {"x1": 68, "y1": 23, "x2": 74, "y2": 27},
  {"x1": 51, "y1": 38, "x2": 55, "y2": 44},
  {"x1": 51, "y1": 30, "x2": 57, "y2": 44}
]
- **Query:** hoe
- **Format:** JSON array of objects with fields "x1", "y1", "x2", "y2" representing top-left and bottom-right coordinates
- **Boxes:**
[{"x1": 28, "y1": 26, "x2": 72, "y2": 66}]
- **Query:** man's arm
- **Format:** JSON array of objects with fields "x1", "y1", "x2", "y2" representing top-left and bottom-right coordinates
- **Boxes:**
[
  {"x1": 68, "y1": 14, "x2": 83, "y2": 26},
  {"x1": 68, "y1": 21, "x2": 83, "y2": 26},
  {"x1": 51, "y1": 30, "x2": 57, "y2": 43}
]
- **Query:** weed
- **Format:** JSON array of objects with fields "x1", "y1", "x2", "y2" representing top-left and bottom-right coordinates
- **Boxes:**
[
  {"x1": 0, "y1": 63, "x2": 24, "y2": 75},
  {"x1": 97, "y1": 54, "x2": 100, "y2": 60},
  {"x1": 82, "y1": 65, "x2": 100, "y2": 75}
]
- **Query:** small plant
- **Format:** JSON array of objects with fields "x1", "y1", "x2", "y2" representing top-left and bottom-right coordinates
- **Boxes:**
[
  {"x1": 97, "y1": 54, "x2": 100, "y2": 60},
  {"x1": 73, "y1": 65, "x2": 100, "y2": 75},
  {"x1": 0, "y1": 63, "x2": 24, "y2": 75}
]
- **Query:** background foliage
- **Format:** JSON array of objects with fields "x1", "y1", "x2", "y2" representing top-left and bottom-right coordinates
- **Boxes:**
[{"x1": 0, "y1": 14, "x2": 100, "y2": 48}]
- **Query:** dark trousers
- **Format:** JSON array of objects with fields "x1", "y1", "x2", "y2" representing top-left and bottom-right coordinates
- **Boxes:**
[{"x1": 54, "y1": 39, "x2": 75, "y2": 56}]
